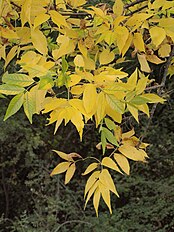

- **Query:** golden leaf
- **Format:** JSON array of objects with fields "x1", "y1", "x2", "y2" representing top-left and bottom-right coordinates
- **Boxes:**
[
  {"x1": 101, "y1": 157, "x2": 122, "y2": 174},
  {"x1": 65, "y1": 163, "x2": 76, "y2": 184},
  {"x1": 82, "y1": 163, "x2": 99, "y2": 176},
  {"x1": 50, "y1": 162, "x2": 70, "y2": 176},
  {"x1": 93, "y1": 187, "x2": 100, "y2": 217},
  {"x1": 118, "y1": 145, "x2": 147, "y2": 161},
  {"x1": 149, "y1": 26, "x2": 166, "y2": 47},
  {"x1": 31, "y1": 28, "x2": 48, "y2": 55},
  {"x1": 83, "y1": 84, "x2": 97, "y2": 114},
  {"x1": 99, "y1": 49, "x2": 115, "y2": 65},
  {"x1": 114, "y1": 153, "x2": 130, "y2": 175}
]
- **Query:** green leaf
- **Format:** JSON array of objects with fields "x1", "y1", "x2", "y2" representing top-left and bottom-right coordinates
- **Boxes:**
[
  {"x1": 62, "y1": 57, "x2": 68, "y2": 73},
  {"x1": 39, "y1": 75, "x2": 54, "y2": 90},
  {"x1": 104, "y1": 118, "x2": 116, "y2": 130},
  {"x1": 2, "y1": 72, "x2": 34, "y2": 87},
  {"x1": 101, "y1": 130, "x2": 107, "y2": 155},
  {"x1": 0, "y1": 94, "x2": 6, "y2": 99},
  {"x1": 23, "y1": 91, "x2": 36, "y2": 123},
  {"x1": 130, "y1": 96, "x2": 149, "y2": 105},
  {"x1": 106, "y1": 94, "x2": 125, "y2": 114},
  {"x1": 4, "y1": 93, "x2": 24, "y2": 121},
  {"x1": 102, "y1": 127, "x2": 119, "y2": 147},
  {"x1": 0, "y1": 84, "x2": 25, "y2": 95}
]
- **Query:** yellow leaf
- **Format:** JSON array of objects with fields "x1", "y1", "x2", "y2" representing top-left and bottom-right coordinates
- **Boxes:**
[
  {"x1": 149, "y1": 26, "x2": 166, "y2": 47},
  {"x1": 122, "y1": 33, "x2": 133, "y2": 57},
  {"x1": 84, "y1": 171, "x2": 100, "y2": 198},
  {"x1": 114, "y1": 153, "x2": 130, "y2": 175},
  {"x1": 137, "y1": 104, "x2": 149, "y2": 117},
  {"x1": 136, "y1": 77, "x2": 148, "y2": 95},
  {"x1": 70, "y1": 108, "x2": 84, "y2": 140},
  {"x1": 4, "y1": 45, "x2": 18, "y2": 69},
  {"x1": 84, "y1": 57, "x2": 96, "y2": 70},
  {"x1": 71, "y1": 85, "x2": 84, "y2": 95},
  {"x1": 113, "y1": 0, "x2": 124, "y2": 17},
  {"x1": 141, "y1": 93, "x2": 165, "y2": 103},
  {"x1": 93, "y1": 187, "x2": 100, "y2": 217},
  {"x1": 85, "y1": 181, "x2": 98, "y2": 208},
  {"x1": 83, "y1": 84, "x2": 97, "y2": 114},
  {"x1": 78, "y1": 41, "x2": 88, "y2": 58},
  {"x1": 122, "y1": 128, "x2": 135, "y2": 139},
  {"x1": 127, "y1": 69, "x2": 138, "y2": 91},
  {"x1": 67, "y1": 74, "x2": 81, "y2": 87},
  {"x1": 52, "y1": 150, "x2": 73, "y2": 161},
  {"x1": 49, "y1": 10, "x2": 69, "y2": 27},
  {"x1": 105, "y1": 103, "x2": 122, "y2": 123},
  {"x1": 65, "y1": 163, "x2": 76, "y2": 184},
  {"x1": 99, "y1": 169, "x2": 119, "y2": 197},
  {"x1": 96, "y1": 92, "x2": 106, "y2": 126},
  {"x1": 118, "y1": 145, "x2": 147, "y2": 161},
  {"x1": 33, "y1": 13, "x2": 50, "y2": 29},
  {"x1": 137, "y1": 54, "x2": 151, "y2": 73},
  {"x1": 74, "y1": 55, "x2": 85, "y2": 67},
  {"x1": 101, "y1": 157, "x2": 122, "y2": 174},
  {"x1": 0, "y1": 27, "x2": 19, "y2": 39},
  {"x1": 146, "y1": 55, "x2": 165, "y2": 64},
  {"x1": 133, "y1": 33, "x2": 145, "y2": 52},
  {"x1": 50, "y1": 162, "x2": 70, "y2": 176},
  {"x1": 82, "y1": 163, "x2": 99, "y2": 175},
  {"x1": 31, "y1": 28, "x2": 48, "y2": 55},
  {"x1": 99, "y1": 181, "x2": 112, "y2": 214},
  {"x1": 99, "y1": 49, "x2": 115, "y2": 65},
  {"x1": 158, "y1": 44, "x2": 171, "y2": 58},
  {"x1": 114, "y1": 26, "x2": 129, "y2": 54},
  {"x1": 21, "y1": 0, "x2": 32, "y2": 26},
  {"x1": 127, "y1": 103, "x2": 139, "y2": 123}
]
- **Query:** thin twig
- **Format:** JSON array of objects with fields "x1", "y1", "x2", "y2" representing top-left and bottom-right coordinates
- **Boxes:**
[{"x1": 126, "y1": 5, "x2": 148, "y2": 16}]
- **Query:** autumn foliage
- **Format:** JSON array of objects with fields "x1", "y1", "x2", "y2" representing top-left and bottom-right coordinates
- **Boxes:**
[{"x1": 0, "y1": 0, "x2": 173, "y2": 215}]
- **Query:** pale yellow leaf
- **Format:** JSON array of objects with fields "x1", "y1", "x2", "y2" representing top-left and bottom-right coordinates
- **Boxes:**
[
  {"x1": 137, "y1": 54, "x2": 151, "y2": 73},
  {"x1": 4, "y1": 45, "x2": 18, "y2": 69},
  {"x1": 114, "y1": 153, "x2": 130, "y2": 175},
  {"x1": 105, "y1": 103, "x2": 122, "y2": 123},
  {"x1": 96, "y1": 91, "x2": 106, "y2": 126},
  {"x1": 122, "y1": 33, "x2": 133, "y2": 57},
  {"x1": 31, "y1": 28, "x2": 48, "y2": 55},
  {"x1": 149, "y1": 26, "x2": 166, "y2": 47},
  {"x1": 93, "y1": 187, "x2": 100, "y2": 217},
  {"x1": 65, "y1": 163, "x2": 76, "y2": 184},
  {"x1": 67, "y1": 74, "x2": 81, "y2": 87},
  {"x1": 83, "y1": 84, "x2": 97, "y2": 114},
  {"x1": 137, "y1": 104, "x2": 149, "y2": 117},
  {"x1": 74, "y1": 55, "x2": 85, "y2": 67},
  {"x1": 127, "y1": 69, "x2": 138, "y2": 91},
  {"x1": 99, "y1": 49, "x2": 115, "y2": 65},
  {"x1": 127, "y1": 103, "x2": 139, "y2": 123},
  {"x1": 78, "y1": 41, "x2": 88, "y2": 58},
  {"x1": 141, "y1": 93, "x2": 165, "y2": 103},
  {"x1": 82, "y1": 163, "x2": 99, "y2": 175},
  {"x1": 85, "y1": 181, "x2": 98, "y2": 208},
  {"x1": 133, "y1": 33, "x2": 145, "y2": 52},
  {"x1": 50, "y1": 162, "x2": 70, "y2": 176},
  {"x1": 113, "y1": 0, "x2": 124, "y2": 17},
  {"x1": 0, "y1": 27, "x2": 19, "y2": 39},
  {"x1": 115, "y1": 26, "x2": 129, "y2": 54},
  {"x1": 99, "y1": 169, "x2": 119, "y2": 196},
  {"x1": 49, "y1": 10, "x2": 69, "y2": 27},
  {"x1": 84, "y1": 171, "x2": 100, "y2": 198},
  {"x1": 146, "y1": 55, "x2": 165, "y2": 64},
  {"x1": 118, "y1": 145, "x2": 147, "y2": 161},
  {"x1": 101, "y1": 157, "x2": 122, "y2": 174},
  {"x1": 99, "y1": 181, "x2": 112, "y2": 214},
  {"x1": 158, "y1": 44, "x2": 171, "y2": 58},
  {"x1": 52, "y1": 150, "x2": 73, "y2": 161},
  {"x1": 136, "y1": 77, "x2": 148, "y2": 95},
  {"x1": 122, "y1": 128, "x2": 135, "y2": 139},
  {"x1": 33, "y1": 13, "x2": 50, "y2": 29}
]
